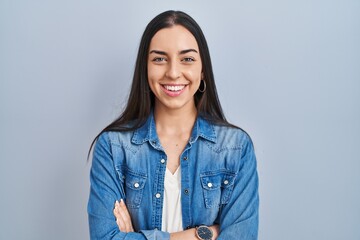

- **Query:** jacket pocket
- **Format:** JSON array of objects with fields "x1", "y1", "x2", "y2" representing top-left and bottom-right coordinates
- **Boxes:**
[
  {"x1": 116, "y1": 167, "x2": 147, "y2": 209},
  {"x1": 200, "y1": 170, "x2": 236, "y2": 208}
]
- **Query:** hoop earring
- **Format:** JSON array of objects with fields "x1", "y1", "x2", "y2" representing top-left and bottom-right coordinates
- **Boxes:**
[{"x1": 198, "y1": 80, "x2": 206, "y2": 93}]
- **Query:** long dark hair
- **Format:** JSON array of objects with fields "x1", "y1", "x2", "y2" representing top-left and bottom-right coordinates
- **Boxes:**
[{"x1": 89, "y1": 10, "x2": 239, "y2": 157}]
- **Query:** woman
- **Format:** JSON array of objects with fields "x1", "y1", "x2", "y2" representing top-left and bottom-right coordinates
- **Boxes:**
[{"x1": 88, "y1": 10, "x2": 259, "y2": 240}]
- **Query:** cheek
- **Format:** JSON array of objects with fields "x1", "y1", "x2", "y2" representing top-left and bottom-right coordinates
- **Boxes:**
[
  {"x1": 183, "y1": 66, "x2": 202, "y2": 82},
  {"x1": 148, "y1": 68, "x2": 157, "y2": 88},
  {"x1": 147, "y1": 65, "x2": 163, "y2": 84}
]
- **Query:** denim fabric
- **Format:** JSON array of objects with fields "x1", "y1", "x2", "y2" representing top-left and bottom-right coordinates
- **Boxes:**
[{"x1": 88, "y1": 113, "x2": 259, "y2": 239}]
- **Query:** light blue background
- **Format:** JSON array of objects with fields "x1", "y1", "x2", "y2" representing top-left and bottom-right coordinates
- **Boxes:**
[{"x1": 1, "y1": 0, "x2": 359, "y2": 239}]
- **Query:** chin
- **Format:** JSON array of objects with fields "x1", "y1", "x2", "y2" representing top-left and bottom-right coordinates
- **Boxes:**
[{"x1": 156, "y1": 99, "x2": 195, "y2": 112}]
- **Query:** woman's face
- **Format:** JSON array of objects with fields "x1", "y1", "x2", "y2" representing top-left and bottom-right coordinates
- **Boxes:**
[{"x1": 147, "y1": 25, "x2": 203, "y2": 112}]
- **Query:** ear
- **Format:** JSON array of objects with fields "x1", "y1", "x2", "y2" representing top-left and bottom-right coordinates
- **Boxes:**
[{"x1": 201, "y1": 72, "x2": 204, "y2": 79}]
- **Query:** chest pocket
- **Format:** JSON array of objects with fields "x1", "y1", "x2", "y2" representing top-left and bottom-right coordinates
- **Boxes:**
[
  {"x1": 200, "y1": 170, "x2": 236, "y2": 208},
  {"x1": 116, "y1": 167, "x2": 147, "y2": 209}
]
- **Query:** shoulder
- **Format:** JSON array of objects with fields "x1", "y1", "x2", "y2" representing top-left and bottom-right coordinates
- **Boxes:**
[
  {"x1": 212, "y1": 124, "x2": 253, "y2": 151},
  {"x1": 96, "y1": 130, "x2": 135, "y2": 148}
]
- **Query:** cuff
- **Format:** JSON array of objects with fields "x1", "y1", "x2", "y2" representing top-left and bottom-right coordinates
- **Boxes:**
[{"x1": 140, "y1": 229, "x2": 170, "y2": 240}]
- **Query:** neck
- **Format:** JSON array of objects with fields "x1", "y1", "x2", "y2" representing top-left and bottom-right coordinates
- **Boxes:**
[{"x1": 154, "y1": 105, "x2": 197, "y2": 135}]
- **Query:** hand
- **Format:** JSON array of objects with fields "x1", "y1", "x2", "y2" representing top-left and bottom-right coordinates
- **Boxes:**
[{"x1": 113, "y1": 199, "x2": 134, "y2": 232}]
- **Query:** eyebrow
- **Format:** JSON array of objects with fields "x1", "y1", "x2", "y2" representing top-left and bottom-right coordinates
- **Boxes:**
[
  {"x1": 149, "y1": 49, "x2": 198, "y2": 55},
  {"x1": 179, "y1": 49, "x2": 198, "y2": 54}
]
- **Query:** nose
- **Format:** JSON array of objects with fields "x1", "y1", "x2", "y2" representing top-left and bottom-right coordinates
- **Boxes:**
[{"x1": 165, "y1": 61, "x2": 181, "y2": 80}]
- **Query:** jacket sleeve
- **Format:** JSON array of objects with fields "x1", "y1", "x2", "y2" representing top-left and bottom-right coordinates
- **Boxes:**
[
  {"x1": 87, "y1": 132, "x2": 170, "y2": 240},
  {"x1": 217, "y1": 134, "x2": 259, "y2": 240}
]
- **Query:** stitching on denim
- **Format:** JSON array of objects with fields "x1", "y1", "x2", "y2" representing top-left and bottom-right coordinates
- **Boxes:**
[
  {"x1": 116, "y1": 166, "x2": 147, "y2": 208},
  {"x1": 204, "y1": 140, "x2": 242, "y2": 153},
  {"x1": 199, "y1": 169, "x2": 238, "y2": 208}
]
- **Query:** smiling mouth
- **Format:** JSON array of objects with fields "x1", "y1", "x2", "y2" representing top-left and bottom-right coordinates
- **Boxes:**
[{"x1": 162, "y1": 85, "x2": 186, "y2": 92}]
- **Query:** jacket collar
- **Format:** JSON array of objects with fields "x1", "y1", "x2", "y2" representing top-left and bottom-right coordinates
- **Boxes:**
[{"x1": 131, "y1": 112, "x2": 217, "y2": 147}]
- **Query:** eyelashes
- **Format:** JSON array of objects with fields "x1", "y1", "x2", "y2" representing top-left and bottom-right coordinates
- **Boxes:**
[
  {"x1": 152, "y1": 57, "x2": 166, "y2": 62},
  {"x1": 182, "y1": 57, "x2": 195, "y2": 62},
  {"x1": 151, "y1": 57, "x2": 196, "y2": 63}
]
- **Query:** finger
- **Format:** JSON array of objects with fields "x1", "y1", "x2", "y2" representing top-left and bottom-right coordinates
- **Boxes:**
[
  {"x1": 113, "y1": 201, "x2": 125, "y2": 223},
  {"x1": 119, "y1": 199, "x2": 133, "y2": 230},
  {"x1": 120, "y1": 199, "x2": 131, "y2": 228},
  {"x1": 113, "y1": 201, "x2": 122, "y2": 219},
  {"x1": 119, "y1": 199, "x2": 134, "y2": 232},
  {"x1": 116, "y1": 200, "x2": 133, "y2": 232},
  {"x1": 114, "y1": 209, "x2": 126, "y2": 231},
  {"x1": 113, "y1": 202, "x2": 127, "y2": 232}
]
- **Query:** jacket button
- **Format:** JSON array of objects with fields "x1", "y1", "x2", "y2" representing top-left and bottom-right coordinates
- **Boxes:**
[
  {"x1": 183, "y1": 156, "x2": 188, "y2": 160},
  {"x1": 223, "y1": 180, "x2": 229, "y2": 185},
  {"x1": 207, "y1": 182, "x2": 213, "y2": 188},
  {"x1": 134, "y1": 182, "x2": 140, "y2": 188},
  {"x1": 186, "y1": 226, "x2": 191, "y2": 229},
  {"x1": 160, "y1": 159, "x2": 166, "y2": 164},
  {"x1": 184, "y1": 189, "x2": 189, "y2": 194},
  {"x1": 155, "y1": 193, "x2": 161, "y2": 198}
]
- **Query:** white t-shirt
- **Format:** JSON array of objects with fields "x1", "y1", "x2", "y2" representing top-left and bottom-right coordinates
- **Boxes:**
[{"x1": 161, "y1": 167, "x2": 183, "y2": 233}]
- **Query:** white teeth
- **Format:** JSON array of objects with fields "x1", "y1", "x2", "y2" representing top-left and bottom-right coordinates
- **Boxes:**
[{"x1": 164, "y1": 85, "x2": 185, "y2": 91}]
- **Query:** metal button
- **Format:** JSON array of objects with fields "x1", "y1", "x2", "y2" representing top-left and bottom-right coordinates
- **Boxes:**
[
  {"x1": 184, "y1": 189, "x2": 189, "y2": 194},
  {"x1": 224, "y1": 180, "x2": 229, "y2": 185},
  {"x1": 155, "y1": 193, "x2": 161, "y2": 198},
  {"x1": 186, "y1": 226, "x2": 191, "y2": 229},
  {"x1": 183, "y1": 156, "x2": 188, "y2": 160},
  {"x1": 160, "y1": 159, "x2": 166, "y2": 164},
  {"x1": 134, "y1": 182, "x2": 140, "y2": 188},
  {"x1": 207, "y1": 182, "x2": 213, "y2": 188}
]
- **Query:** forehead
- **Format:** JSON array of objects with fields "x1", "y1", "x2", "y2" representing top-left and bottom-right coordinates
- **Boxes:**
[{"x1": 149, "y1": 25, "x2": 199, "y2": 52}]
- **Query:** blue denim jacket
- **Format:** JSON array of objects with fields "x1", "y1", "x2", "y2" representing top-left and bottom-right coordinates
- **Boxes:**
[{"x1": 88, "y1": 114, "x2": 259, "y2": 239}]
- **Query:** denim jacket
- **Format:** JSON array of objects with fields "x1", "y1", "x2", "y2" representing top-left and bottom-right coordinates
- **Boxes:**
[{"x1": 88, "y1": 114, "x2": 259, "y2": 239}]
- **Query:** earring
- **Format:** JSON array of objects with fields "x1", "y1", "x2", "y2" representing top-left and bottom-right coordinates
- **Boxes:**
[{"x1": 198, "y1": 80, "x2": 206, "y2": 93}]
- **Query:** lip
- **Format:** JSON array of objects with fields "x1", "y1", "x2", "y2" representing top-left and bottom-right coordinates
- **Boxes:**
[{"x1": 160, "y1": 84, "x2": 187, "y2": 97}]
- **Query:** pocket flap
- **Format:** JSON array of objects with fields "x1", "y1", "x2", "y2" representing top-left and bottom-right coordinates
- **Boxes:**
[
  {"x1": 125, "y1": 171, "x2": 147, "y2": 190},
  {"x1": 200, "y1": 171, "x2": 236, "y2": 190}
]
